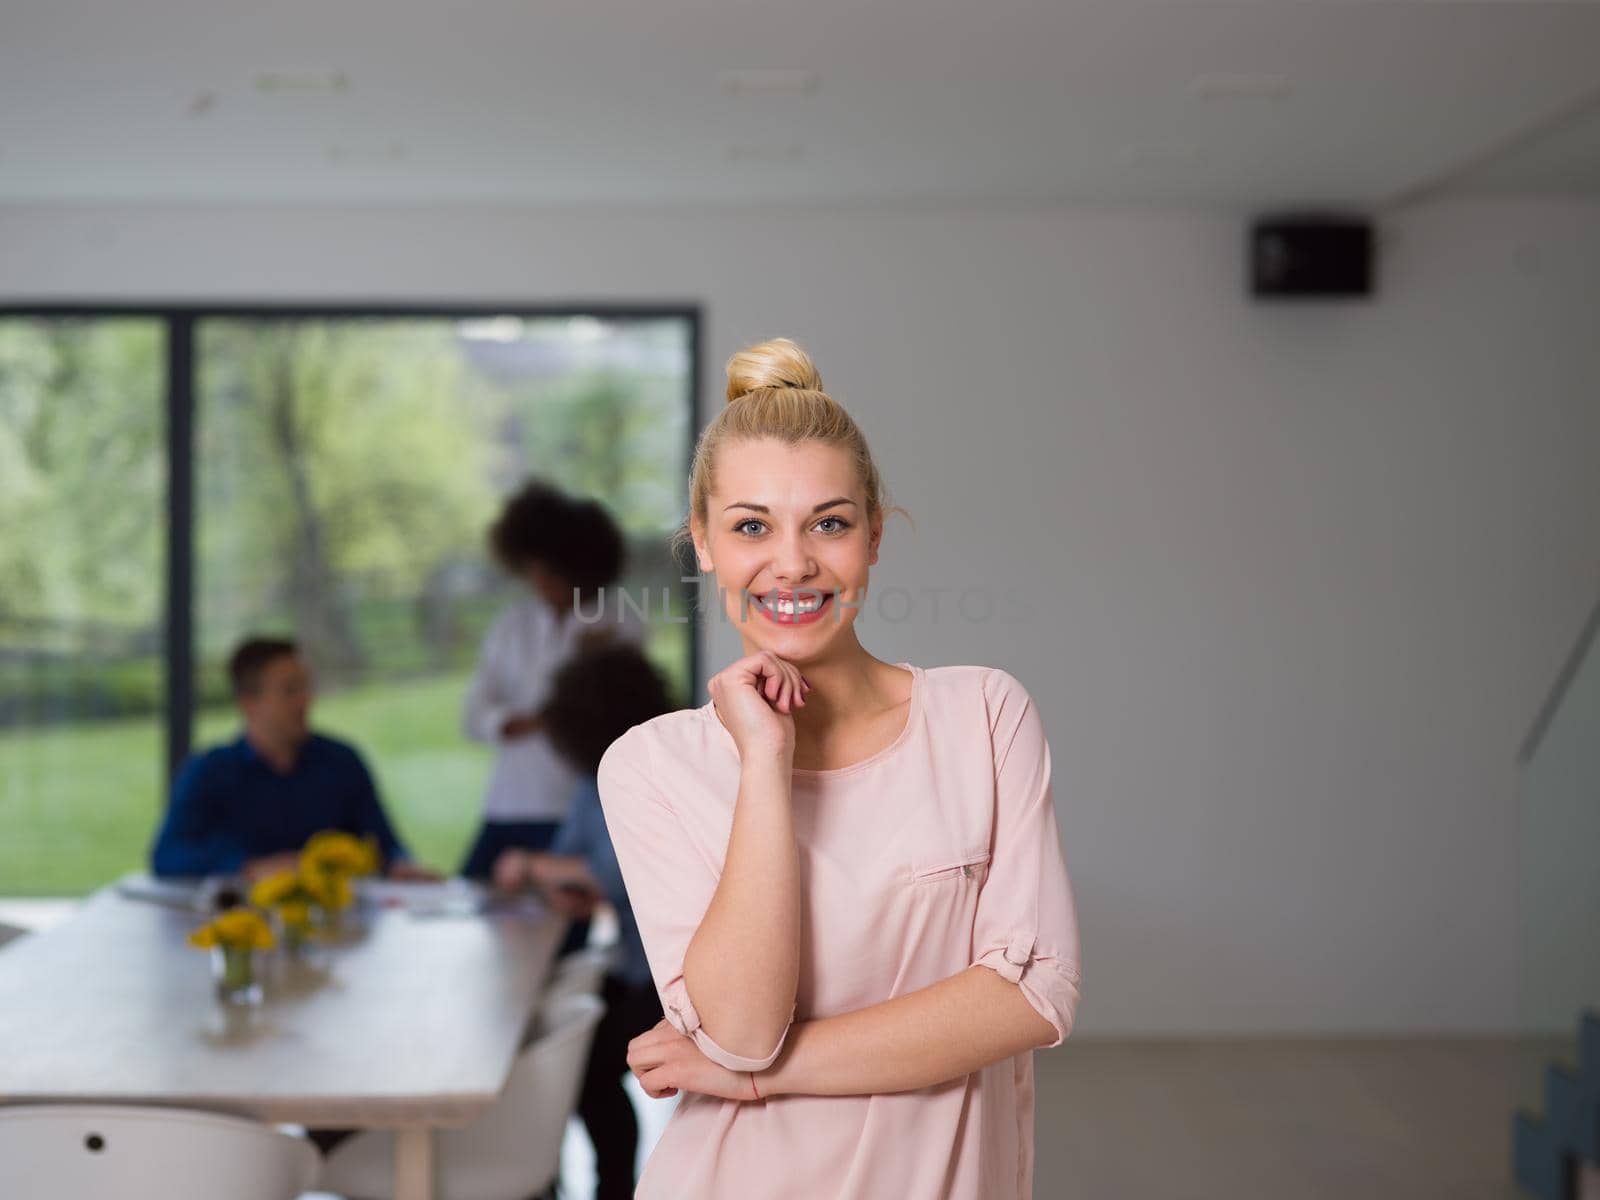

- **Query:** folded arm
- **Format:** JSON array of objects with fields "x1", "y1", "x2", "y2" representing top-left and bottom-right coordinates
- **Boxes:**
[
  {"x1": 759, "y1": 963, "x2": 1061, "y2": 1096},
  {"x1": 629, "y1": 958, "x2": 1075, "y2": 1101},
  {"x1": 600, "y1": 733, "x2": 802, "y2": 1073}
]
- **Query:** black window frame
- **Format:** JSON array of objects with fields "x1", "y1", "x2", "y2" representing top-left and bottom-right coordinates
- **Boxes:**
[{"x1": 0, "y1": 301, "x2": 703, "y2": 785}]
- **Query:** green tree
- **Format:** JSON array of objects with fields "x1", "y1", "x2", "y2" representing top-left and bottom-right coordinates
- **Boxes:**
[
  {"x1": 0, "y1": 319, "x2": 163, "y2": 634},
  {"x1": 198, "y1": 320, "x2": 501, "y2": 676}
]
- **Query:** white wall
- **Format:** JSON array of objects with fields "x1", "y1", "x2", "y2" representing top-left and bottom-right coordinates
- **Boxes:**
[
  {"x1": 1519, "y1": 610, "x2": 1600, "y2": 1035},
  {"x1": 3, "y1": 197, "x2": 1597, "y2": 1035}
]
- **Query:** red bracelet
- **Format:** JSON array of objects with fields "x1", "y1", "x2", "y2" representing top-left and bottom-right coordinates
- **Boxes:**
[{"x1": 748, "y1": 1071, "x2": 761, "y2": 1101}]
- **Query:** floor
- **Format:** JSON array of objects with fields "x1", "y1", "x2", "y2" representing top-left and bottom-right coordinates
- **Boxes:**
[{"x1": 1028, "y1": 1035, "x2": 1559, "y2": 1200}]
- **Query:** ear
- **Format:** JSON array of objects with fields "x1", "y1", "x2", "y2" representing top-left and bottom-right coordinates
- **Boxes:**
[
  {"x1": 868, "y1": 516, "x2": 884, "y2": 566},
  {"x1": 690, "y1": 521, "x2": 713, "y2": 574}
]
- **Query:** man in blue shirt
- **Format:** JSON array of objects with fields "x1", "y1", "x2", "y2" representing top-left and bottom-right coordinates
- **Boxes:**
[
  {"x1": 491, "y1": 643, "x2": 671, "y2": 1200},
  {"x1": 150, "y1": 637, "x2": 436, "y2": 881}
]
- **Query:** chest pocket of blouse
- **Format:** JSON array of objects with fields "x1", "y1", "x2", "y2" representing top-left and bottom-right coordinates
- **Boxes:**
[{"x1": 911, "y1": 849, "x2": 991, "y2": 886}]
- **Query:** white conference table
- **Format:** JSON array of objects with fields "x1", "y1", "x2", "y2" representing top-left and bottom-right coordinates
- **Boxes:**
[{"x1": 0, "y1": 878, "x2": 567, "y2": 1200}]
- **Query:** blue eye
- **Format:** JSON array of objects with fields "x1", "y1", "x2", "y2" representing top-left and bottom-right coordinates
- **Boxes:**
[{"x1": 732, "y1": 515, "x2": 851, "y2": 536}]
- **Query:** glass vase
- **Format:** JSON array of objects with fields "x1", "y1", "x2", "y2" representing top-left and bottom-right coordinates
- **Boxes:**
[
  {"x1": 211, "y1": 945, "x2": 263, "y2": 1006},
  {"x1": 281, "y1": 921, "x2": 312, "y2": 958}
]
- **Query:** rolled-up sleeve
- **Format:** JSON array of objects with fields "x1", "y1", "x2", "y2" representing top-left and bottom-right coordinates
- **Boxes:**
[
  {"x1": 598, "y1": 728, "x2": 790, "y2": 1072},
  {"x1": 970, "y1": 668, "x2": 1084, "y2": 1048}
]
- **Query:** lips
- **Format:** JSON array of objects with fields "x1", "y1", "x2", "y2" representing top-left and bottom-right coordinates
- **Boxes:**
[{"x1": 750, "y1": 589, "x2": 833, "y2": 625}]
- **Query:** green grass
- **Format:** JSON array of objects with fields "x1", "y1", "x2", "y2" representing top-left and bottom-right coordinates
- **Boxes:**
[{"x1": 0, "y1": 671, "x2": 489, "y2": 896}]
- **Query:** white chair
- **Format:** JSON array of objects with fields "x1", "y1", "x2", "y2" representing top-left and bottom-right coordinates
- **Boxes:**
[
  {"x1": 536, "y1": 945, "x2": 613, "y2": 1031},
  {"x1": 0, "y1": 921, "x2": 28, "y2": 950},
  {"x1": 320, "y1": 991, "x2": 606, "y2": 1200},
  {"x1": 0, "y1": 1104, "x2": 319, "y2": 1199}
]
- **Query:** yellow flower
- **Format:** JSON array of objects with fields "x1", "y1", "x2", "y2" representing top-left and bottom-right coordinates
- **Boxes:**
[
  {"x1": 301, "y1": 831, "x2": 380, "y2": 877},
  {"x1": 188, "y1": 908, "x2": 276, "y2": 952},
  {"x1": 279, "y1": 900, "x2": 312, "y2": 930},
  {"x1": 297, "y1": 864, "x2": 351, "y2": 912},
  {"x1": 249, "y1": 870, "x2": 302, "y2": 909}
]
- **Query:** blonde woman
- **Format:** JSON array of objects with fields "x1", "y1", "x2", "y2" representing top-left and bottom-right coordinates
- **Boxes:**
[{"x1": 598, "y1": 339, "x2": 1082, "y2": 1199}]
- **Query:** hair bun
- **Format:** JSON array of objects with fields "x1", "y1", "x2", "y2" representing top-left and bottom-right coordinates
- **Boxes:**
[{"x1": 725, "y1": 337, "x2": 823, "y2": 403}]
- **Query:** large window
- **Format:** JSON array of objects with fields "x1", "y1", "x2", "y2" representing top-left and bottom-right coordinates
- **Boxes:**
[
  {"x1": 0, "y1": 307, "x2": 698, "y2": 894},
  {"x1": 0, "y1": 318, "x2": 166, "y2": 893}
]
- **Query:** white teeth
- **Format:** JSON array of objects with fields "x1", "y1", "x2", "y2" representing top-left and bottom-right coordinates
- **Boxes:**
[{"x1": 765, "y1": 595, "x2": 824, "y2": 615}]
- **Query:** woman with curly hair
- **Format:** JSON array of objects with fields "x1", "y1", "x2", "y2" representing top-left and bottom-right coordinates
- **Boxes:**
[{"x1": 459, "y1": 481, "x2": 642, "y2": 897}]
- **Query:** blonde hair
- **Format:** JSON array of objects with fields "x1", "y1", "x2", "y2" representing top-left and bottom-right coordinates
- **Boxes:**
[{"x1": 673, "y1": 337, "x2": 905, "y2": 566}]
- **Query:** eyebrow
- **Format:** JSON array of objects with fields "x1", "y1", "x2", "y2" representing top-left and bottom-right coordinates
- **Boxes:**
[{"x1": 724, "y1": 497, "x2": 858, "y2": 515}]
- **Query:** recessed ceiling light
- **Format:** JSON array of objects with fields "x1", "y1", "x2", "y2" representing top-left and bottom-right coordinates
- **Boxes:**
[
  {"x1": 720, "y1": 69, "x2": 819, "y2": 96},
  {"x1": 725, "y1": 143, "x2": 806, "y2": 163},
  {"x1": 257, "y1": 71, "x2": 350, "y2": 94},
  {"x1": 1191, "y1": 73, "x2": 1292, "y2": 100}
]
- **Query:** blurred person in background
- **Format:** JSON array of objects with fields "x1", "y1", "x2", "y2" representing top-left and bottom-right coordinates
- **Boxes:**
[
  {"x1": 493, "y1": 642, "x2": 674, "y2": 1200},
  {"x1": 150, "y1": 636, "x2": 437, "y2": 881},
  {"x1": 460, "y1": 482, "x2": 645, "y2": 952}
]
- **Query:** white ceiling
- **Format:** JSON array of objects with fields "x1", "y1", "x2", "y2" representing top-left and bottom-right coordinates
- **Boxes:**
[{"x1": 1, "y1": 0, "x2": 1598, "y2": 209}]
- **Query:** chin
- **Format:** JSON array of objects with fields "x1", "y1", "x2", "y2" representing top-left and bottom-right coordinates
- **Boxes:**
[{"x1": 740, "y1": 623, "x2": 845, "y2": 659}]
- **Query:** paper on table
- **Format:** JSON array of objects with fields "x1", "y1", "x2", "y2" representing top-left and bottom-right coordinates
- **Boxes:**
[
  {"x1": 356, "y1": 876, "x2": 481, "y2": 911},
  {"x1": 115, "y1": 872, "x2": 207, "y2": 911},
  {"x1": 354, "y1": 876, "x2": 547, "y2": 920}
]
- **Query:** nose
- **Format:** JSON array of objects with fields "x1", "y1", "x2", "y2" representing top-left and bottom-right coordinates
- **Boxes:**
[{"x1": 770, "y1": 527, "x2": 817, "y2": 586}]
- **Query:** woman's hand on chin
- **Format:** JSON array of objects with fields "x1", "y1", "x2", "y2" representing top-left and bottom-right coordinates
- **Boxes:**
[
  {"x1": 708, "y1": 649, "x2": 810, "y2": 761},
  {"x1": 626, "y1": 1019, "x2": 762, "y2": 1101}
]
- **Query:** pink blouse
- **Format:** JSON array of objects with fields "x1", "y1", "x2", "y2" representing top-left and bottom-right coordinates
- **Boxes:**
[{"x1": 597, "y1": 662, "x2": 1083, "y2": 1199}]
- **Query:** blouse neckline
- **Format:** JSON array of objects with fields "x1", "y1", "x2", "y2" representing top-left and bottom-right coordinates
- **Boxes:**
[{"x1": 700, "y1": 661, "x2": 924, "y2": 779}]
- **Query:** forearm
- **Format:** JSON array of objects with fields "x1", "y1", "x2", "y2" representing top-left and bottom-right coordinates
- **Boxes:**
[
  {"x1": 682, "y1": 753, "x2": 801, "y2": 1059},
  {"x1": 353, "y1": 791, "x2": 408, "y2": 867},
  {"x1": 461, "y1": 657, "x2": 514, "y2": 744},
  {"x1": 758, "y1": 965, "x2": 1058, "y2": 1097},
  {"x1": 461, "y1": 689, "x2": 506, "y2": 745}
]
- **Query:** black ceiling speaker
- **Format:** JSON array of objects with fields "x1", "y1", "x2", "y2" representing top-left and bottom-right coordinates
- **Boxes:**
[{"x1": 1249, "y1": 215, "x2": 1374, "y2": 299}]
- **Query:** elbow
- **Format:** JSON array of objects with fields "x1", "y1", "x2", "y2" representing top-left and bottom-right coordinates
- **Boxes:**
[
  {"x1": 1038, "y1": 1002, "x2": 1074, "y2": 1050},
  {"x1": 695, "y1": 1016, "x2": 792, "y2": 1074},
  {"x1": 708, "y1": 1017, "x2": 791, "y2": 1066},
  {"x1": 973, "y1": 940, "x2": 1081, "y2": 1051},
  {"x1": 698, "y1": 990, "x2": 793, "y2": 1063},
  {"x1": 661, "y1": 975, "x2": 793, "y2": 1072}
]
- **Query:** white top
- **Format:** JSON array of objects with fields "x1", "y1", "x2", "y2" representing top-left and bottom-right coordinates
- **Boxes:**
[{"x1": 462, "y1": 593, "x2": 648, "y2": 822}]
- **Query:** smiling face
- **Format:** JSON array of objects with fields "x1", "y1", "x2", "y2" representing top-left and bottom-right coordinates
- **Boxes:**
[{"x1": 692, "y1": 437, "x2": 882, "y2": 661}]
